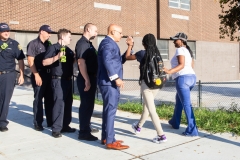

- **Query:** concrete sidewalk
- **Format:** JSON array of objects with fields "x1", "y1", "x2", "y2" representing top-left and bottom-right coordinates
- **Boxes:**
[{"x1": 0, "y1": 86, "x2": 239, "y2": 160}]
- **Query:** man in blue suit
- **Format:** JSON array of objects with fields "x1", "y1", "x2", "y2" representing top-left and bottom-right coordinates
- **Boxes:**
[{"x1": 97, "y1": 24, "x2": 133, "y2": 150}]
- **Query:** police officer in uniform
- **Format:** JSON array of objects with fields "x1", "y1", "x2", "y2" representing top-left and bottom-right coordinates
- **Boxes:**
[
  {"x1": 75, "y1": 23, "x2": 99, "y2": 141},
  {"x1": 0, "y1": 23, "x2": 25, "y2": 132},
  {"x1": 43, "y1": 28, "x2": 76, "y2": 138},
  {"x1": 27, "y1": 25, "x2": 53, "y2": 131}
]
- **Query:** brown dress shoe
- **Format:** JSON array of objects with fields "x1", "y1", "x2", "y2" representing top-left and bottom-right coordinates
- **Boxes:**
[
  {"x1": 101, "y1": 139, "x2": 124, "y2": 145},
  {"x1": 106, "y1": 142, "x2": 129, "y2": 150}
]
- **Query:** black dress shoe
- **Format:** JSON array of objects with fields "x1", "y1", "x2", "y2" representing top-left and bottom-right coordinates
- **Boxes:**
[
  {"x1": 78, "y1": 134, "x2": 98, "y2": 141},
  {"x1": 52, "y1": 132, "x2": 62, "y2": 138},
  {"x1": 0, "y1": 126, "x2": 8, "y2": 132},
  {"x1": 61, "y1": 127, "x2": 76, "y2": 133},
  {"x1": 34, "y1": 125, "x2": 44, "y2": 131}
]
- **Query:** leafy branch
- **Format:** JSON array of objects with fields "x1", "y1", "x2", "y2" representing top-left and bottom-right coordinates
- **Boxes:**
[{"x1": 218, "y1": 0, "x2": 240, "y2": 41}]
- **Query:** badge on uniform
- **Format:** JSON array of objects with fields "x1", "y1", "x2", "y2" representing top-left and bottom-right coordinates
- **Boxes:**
[
  {"x1": 1, "y1": 43, "x2": 8, "y2": 50},
  {"x1": 18, "y1": 44, "x2": 22, "y2": 50},
  {"x1": 48, "y1": 40, "x2": 52, "y2": 46},
  {"x1": 60, "y1": 47, "x2": 66, "y2": 63}
]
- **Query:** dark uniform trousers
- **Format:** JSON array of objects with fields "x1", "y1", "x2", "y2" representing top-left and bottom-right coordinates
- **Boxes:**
[
  {"x1": 0, "y1": 72, "x2": 16, "y2": 127},
  {"x1": 31, "y1": 71, "x2": 53, "y2": 126},
  {"x1": 51, "y1": 78, "x2": 73, "y2": 132},
  {"x1": 99, "y1": 85, "x2": 120, "y2": 144},
  {"x1": 77, "y1": 74, "x2": 97, "y2": 136}
]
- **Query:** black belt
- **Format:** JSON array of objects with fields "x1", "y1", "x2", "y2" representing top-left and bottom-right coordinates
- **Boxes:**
[
  {"x1": 52, "y1": 75, "x2": 72, "y2": 80},
  {"x1": 0, "y1": 71, "x2": 14, "y2": 75},
  {"x1": 38, "y1": 69, "x2": 51, "y2": 73}
]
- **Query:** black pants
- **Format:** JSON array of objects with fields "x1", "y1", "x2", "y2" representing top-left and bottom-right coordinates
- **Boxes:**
[
  {"x1": 31, "y1": 72, "x2": 53, "y2": 126},
  {"x1": 0, "y1": 72, "x2": 16, "y2": 127},
  {"x1": 77, "y1": 74, "x2": 97, "y2": 136},
  {"x1": 51, "y1": 78, "x2": 73, "y2": 132}
]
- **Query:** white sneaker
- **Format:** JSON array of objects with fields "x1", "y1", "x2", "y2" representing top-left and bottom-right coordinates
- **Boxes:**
[
  {"x1": 153, "y1": 135, "x2": 167, "y2": 144},
  {"x1": 132, "y1": 122, "x2": 141, "y2": 134}
]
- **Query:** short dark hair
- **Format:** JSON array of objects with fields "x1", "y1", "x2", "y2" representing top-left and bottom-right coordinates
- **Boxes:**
[
  {"x1": 57, "y1": 28, "x2": 71, "y2": 40},
  {"x1": 83, "y1": 23, "x2": 94, "y2": 32}
]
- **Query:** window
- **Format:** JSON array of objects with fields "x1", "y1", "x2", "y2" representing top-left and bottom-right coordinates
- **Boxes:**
[
  {"x1": 187, "y1": 41, "x2": 196, "y2": 59},
  {"x1": 97, "y1": 36, "x2": 105, "y2": 46},
  {"x1": 15, "y1": 32, "x2": 38, "y2": 54},
  {"x1": 157, "y1": 40, "x2": 169, "y2": 60},
  {"x1": 169, "y1": 0, "x2": 191, "y2": 10}
]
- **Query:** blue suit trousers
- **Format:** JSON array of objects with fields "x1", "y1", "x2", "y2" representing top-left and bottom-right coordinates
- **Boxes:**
[{"x1": 99, "y1": 85, "x2": 120, "y2": 144}]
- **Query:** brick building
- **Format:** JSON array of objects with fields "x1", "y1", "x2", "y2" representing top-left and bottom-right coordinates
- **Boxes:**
[{"x1": 1, "y1": 0, "x2": 239, "y2": 81}]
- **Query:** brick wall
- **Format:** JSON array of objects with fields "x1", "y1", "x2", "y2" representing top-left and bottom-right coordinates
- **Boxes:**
[
  {"x1": 159, "y1": 0, "x2": 234, "y2": 42},
  {"x1": 0, "y1": 0, "x2": 157, "y2": 37}
]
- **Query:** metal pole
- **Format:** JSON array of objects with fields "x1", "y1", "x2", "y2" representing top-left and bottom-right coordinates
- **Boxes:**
[
  {"x1": 96, "y1": 86, "x2": 99, "y2": 100},
  {"x1": 140, "y1": 92, "x2": 143, "y2": 104},
  {"x1": 198, "y1": 80, "x2": 202, "y2": 107},
  {"x1": 72, "y1": 76, "x2": 74, "y2": 94}
]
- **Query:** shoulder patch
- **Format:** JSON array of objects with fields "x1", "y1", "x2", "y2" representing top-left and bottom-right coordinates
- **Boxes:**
[{"x1": 18, "y1": 44, "x2": 22, "y2": 50}]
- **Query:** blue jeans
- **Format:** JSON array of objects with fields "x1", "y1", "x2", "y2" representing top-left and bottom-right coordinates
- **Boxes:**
[{"x1": 169, "y1": 74, "x2": 198, "y2": 136}]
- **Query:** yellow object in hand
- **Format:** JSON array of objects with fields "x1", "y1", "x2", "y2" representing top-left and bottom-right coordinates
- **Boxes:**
[{"x1": 60, "y1": 55, "x2": 66, "y2": 62}]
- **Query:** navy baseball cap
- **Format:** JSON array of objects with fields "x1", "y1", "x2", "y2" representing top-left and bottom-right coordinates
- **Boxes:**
[
  {"x1": 170, "y1": 32, "x2": 188, "y2": 42},
  {"x1": 39, "y1": 25, "x2": 52, "y2": 33},
  {"x1": 0, "y1": 23, "x2": 10, "y2": 32}
]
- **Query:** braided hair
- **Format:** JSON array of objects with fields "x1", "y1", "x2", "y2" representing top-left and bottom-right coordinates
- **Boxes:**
[
  {"x1": 182, "y1": 41, "x2": 193, "y2": 58},
  {"x1": 139, "y1": 34, "x2": 162, "y2": 82}
]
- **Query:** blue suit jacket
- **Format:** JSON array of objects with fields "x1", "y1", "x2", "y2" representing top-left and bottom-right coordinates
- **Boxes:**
[{"x1": 97, "y1": 36, "x2": 126, "y2": 86}]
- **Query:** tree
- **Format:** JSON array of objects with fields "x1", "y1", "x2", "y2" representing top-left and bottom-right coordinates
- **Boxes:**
[{"x1": 218, "y1": 0, "x2": 240, "y2": 41}]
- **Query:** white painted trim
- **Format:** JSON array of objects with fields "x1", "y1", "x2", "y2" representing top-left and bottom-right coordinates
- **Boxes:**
[
  {"x1": 9, "y1": 21, "x2": 19, "y2": 25},
  {"x1": 172, "y1": 14, "x2": 189, "y2": 20},
  {"x1": 94, "y1": 2, "x2": 121, "y2": 11}
]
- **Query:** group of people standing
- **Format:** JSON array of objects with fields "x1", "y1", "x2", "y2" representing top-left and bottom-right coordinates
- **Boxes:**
[{"x1": 0, "y1": 22, "x2": 198, "y2": 150}]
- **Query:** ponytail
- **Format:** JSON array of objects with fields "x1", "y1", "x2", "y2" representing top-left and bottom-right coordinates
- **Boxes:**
[{"x1": 183, "y1": 41, "x2": 193, "y2": 58}]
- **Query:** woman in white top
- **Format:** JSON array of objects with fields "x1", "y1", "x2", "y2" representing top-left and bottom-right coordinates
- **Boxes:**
[{"x1": 164, "y1": 32, "x2": 198, "y2": 136}]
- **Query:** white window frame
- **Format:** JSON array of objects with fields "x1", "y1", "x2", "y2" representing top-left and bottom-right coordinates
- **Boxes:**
[
  {"x1": 187, "y1": 41, "x2": 196, "y2": 60},
  {"x1": 15, "y1": 32, "x2": 38, "y2": 55},
  {"x1": 169, "y1": 0, "x2": 191, "y2": 11},
  {"x1": 97, "y1": 36, "x2": 105, "y2": 47},
  {"x1": 157, "y1": 40, "x2": 169, "y2": 60}
]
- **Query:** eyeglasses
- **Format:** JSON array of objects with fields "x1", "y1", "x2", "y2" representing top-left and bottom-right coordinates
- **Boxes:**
[{"x1": 114, "y1": 30, "x2": 122, "y2": 35}]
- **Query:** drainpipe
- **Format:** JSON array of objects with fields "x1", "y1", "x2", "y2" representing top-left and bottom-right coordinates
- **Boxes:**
[{"x1": 156, "y1": 0, "x2": 160, "y2": 39}]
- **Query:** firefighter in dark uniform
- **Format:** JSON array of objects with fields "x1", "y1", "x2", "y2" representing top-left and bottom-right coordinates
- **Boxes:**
[
  {"x1": 0, "y1": 23, "x2": 25, "y2": 132},
  {"x1": 27, "y1": 25, "x2": 53, "y2": 131},
  {"x1": 43, "y1": 28, "x2": 76, "y2": 138},
  {"x1": 75, "y1": 23, "x2": 98, "y2": 141}
]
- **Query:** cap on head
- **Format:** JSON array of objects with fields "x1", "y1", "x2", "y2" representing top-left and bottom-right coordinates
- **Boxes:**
[
  {"x1": 39, "y1": 25, "x2": 52, "y2": 33},
  {"x1": 170, "y1": 32, "x2": 188, "y2": 42},
  {"x1": 0, "y1": 23, "x2": 10, "y2": 32}
]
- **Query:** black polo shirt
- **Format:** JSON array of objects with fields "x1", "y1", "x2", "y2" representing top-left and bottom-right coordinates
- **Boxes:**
[
  {"x1": 0, "y1": 38, "x2": 25, "y2": 71},
  {"x1": 27, "y1": 37, "x2": 51, "y2": 70},
  {"x1": 43, "y1": 42, "x2": 74, "y2": 77},
  {"x1": 75, "y1": 36, "x2": 98, "y2": 75}
]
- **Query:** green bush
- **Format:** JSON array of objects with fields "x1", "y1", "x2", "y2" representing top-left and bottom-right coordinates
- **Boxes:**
[{"x1": 73, "y1": 95, "x2": 240, "y2": 136}]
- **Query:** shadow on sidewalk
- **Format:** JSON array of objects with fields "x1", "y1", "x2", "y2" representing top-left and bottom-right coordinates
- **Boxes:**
[
  {"x1": 8, "y1": 101, "x2": 53, "y2": 136},
  {"x1": 7, "y1": 100, "x2": 240, "y2": 148}
]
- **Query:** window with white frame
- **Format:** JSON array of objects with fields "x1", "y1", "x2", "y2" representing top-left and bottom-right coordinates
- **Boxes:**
[
  {"x1": 15, "y1": 32, "x2": 38, "y2": 55},
  {"x1": 157, "y1": 40, "x2": 169, "y2": 60},
  {"x1": 97, "y1": 36, "x2": 105, "y2": 47},
  {"x1": 187, "y1": 41, "x2": 196, "y2": 59},
  {"x1": 169, "y1": 0, "x2": 191, "y2": 10}
]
